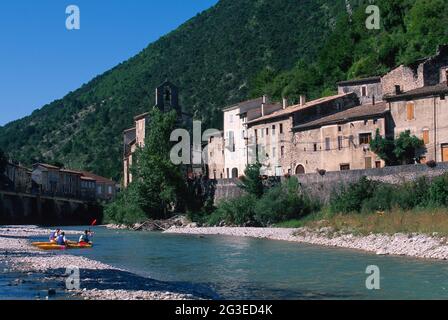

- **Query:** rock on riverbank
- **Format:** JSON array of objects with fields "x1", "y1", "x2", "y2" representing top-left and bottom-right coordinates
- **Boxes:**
[
  {"x1": 0, "y1": 226, "x2": 201, "y2": 300},
  {"x1": 165, "y1": 226, "x2": 448, "y2": 260}
]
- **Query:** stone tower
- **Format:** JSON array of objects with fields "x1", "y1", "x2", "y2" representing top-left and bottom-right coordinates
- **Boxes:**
[{"x1": 155, "y1": 81, "x2": 180, "y2": 115}]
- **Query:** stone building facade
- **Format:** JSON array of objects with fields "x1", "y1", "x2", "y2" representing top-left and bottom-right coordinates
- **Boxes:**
[
  {"x1": 204, "y1": 131, "x2": 225, "y2": 180},
  {"x1": 245, "y1": 92, "x2": 359, "y2": 176},
  {"x1": 291, "y1": 102, "x2": 389, "y2": 173}
]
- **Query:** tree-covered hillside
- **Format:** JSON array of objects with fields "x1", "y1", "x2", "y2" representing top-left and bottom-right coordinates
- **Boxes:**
[
  {"x1": 0, "y1": 0, "x2": 447, "y2": 181},
  {"x1": 0, "y1": 0, "x2": 347, "y2": 180},
  {"x1": 251, "y1": 0, "x2": 448, "y2": 102}
]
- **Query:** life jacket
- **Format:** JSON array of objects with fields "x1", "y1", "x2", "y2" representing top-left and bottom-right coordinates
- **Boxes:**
[
  {"x1": 56, "y1": 235, "x2": 65, "y2": 245},
  {"x1": 79, "y1": 234, "x2": 89, "y2": 243}
]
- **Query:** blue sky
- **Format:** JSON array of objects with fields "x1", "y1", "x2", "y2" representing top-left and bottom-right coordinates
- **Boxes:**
[{"x1": 0, "y1": 0, "x2": 218, "y2": 126}]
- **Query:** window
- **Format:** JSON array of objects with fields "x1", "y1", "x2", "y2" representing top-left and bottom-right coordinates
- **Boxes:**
[
  {"x1": 361, "y1": 85, "x2": 367, "y2": 97},
  {"x1": 108, "y1": 186, "x2": 113, "y2": 195},
  {"x1": 229, "y1": 115, "x2": 233, "y2": 123},
  {"x1": 407, "y1": 102, "x2": 415, "y2": 120},
  {"x1": 272, "y1": 125, "x2": 276, "y2": 135},
  {"x1": 226, "y1": 168, "x2": 230, "y2": 179},
  {"x1": 314, "y1": 143, "x2": 318, "y2": 152},
  {"x1": 325, "y1": 137, "x2": 331, "y2": 151},
  {"x1": 228, "y1": 131, "x2": 235, "y2": 152},
  {"x1": 272, "y1": 147, "x2": 276, "y2": 158},
  {"x1": 338, "y1": 136, "x2": 343, "y2": 150},
  {"x1": 364, "y1": 120, "x2": 368, "y2": 125},
  {"x1": 338, "y1": 126, "x2": 342, "y2": 132},
  {"x1": 375, "y1": 161, "x2": 382, "y2": 168},
  {"x1": 280, "y1": 124, "x2": 284, "y2": 134},
  {"x1": 266, "y1": 128, "x2": 269, "y2": 136},
  {"x1": 340, "y1": 164, "x2": 350, "y2": 171},
  {"x1": 373, "y1": 119, "x2": 378, "y2": 125},
  {"x1": 359, "y1": 133, "x2": 372, "y2": 145},
  {"x1": 261, "y1": 130, "x2": 264, "y2": 138},
  {"x1": 281, "y1": 146, "x2": 285, "y2": 158},
  {"x1": 423, "y1": 129, "x2": 430, "y2": 145}
]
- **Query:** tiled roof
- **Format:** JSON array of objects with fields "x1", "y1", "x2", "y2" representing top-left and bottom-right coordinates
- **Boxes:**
[
  {"x1": 293, "y1": 102, "x2": 388, "y2": 131},
  {"x1": 384, "y1": 82, "x2": 448, "y2": 101},
  {"x1": 222, "y1": 97, "x2": 264, "y2": 113},
  {"x1": 247, "y1": 93, "x2": 353, "y2": 125},
  {"x1": 34, "y1": 163, "x2": 61, "y2": 170},
  {"x1": 337, "y1": 76, "x2": 381, "y2": 86},
  {"x1": 134, "y1": 112, "x2": 150, "y2": 121},
  {"x1": 79, "y1": 171, "x2": 115, "y2": 185},
  {"x1": 60, "y1": 169, "x2": 82, "y2": 175}
]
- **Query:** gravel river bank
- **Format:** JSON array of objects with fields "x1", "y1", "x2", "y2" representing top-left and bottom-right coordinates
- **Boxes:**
[{"x1": 164, "y1": 226, "x2": 448, "y2": 260}]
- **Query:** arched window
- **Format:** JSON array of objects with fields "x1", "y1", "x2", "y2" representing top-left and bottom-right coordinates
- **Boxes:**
[
  {"x1": 231, "y1": 168, "x2": 238, "y2": 178},
  {"x1": 295, "y1": 165, "x2": 305, "y2": 175}
]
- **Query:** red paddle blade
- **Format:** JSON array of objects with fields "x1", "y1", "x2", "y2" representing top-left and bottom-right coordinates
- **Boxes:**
[{"x1": 91, "y1": 219, "x2": 97, "y2": 226}]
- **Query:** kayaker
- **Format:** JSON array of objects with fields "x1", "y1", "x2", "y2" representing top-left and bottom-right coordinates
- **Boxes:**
[
  {"x1": 56, "y1": 232, "x2": 68, "y2": 246},
  {"x1": 49, "y1": 229, "x2": 60, "y2": 243},
  {"x1": 78, "y1": 230, "x2": 92, "y2": 244}
]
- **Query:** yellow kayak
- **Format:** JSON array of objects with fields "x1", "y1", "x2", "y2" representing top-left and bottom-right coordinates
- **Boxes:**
[
  {"x1": 32, "y1": 241, "x2": 77, "y2": 246},
  {"x1": 33, "y1": 242, "x2": 93, "y2": 250}
]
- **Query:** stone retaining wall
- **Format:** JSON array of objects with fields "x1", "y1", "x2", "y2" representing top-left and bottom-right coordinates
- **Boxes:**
[{"x1": 214, "y1": 163, "x2": 448, "y2": 204}]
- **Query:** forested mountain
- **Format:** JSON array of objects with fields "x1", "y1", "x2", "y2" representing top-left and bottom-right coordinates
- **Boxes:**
[{"x1": 0, "y1": 0, "x2": 446, "y2": 181}]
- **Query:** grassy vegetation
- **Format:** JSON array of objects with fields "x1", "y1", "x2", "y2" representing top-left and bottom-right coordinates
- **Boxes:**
[
  {"x1": 301, "y1": 208, "x2": 448, "y2": 237},
  {"x1": 213, "y1": 171, "x2": 448, "y2": 237}
]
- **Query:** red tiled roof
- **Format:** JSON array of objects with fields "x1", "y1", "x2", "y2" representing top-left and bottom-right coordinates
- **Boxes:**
[{"x1": 79, "y1": 171, "x2": 115, "y2": 184}]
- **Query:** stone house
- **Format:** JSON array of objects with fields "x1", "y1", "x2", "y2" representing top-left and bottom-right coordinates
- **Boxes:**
[
  {"x1": 338, "y1": 76, "x2": 383, "y2": 105},
  {"x1": 222, "y1": 96, "x2": 270, "y2": 178},
  {"x1": 4, "y1": 162, "x2": 32, "y2": 193},
  {"x1": 123, "y1": 81, "x2": 192, "y2": 187},
  {"x1": 78, "y1": 171, "x2": 116, "y2": 201},
  {"x1": 292, "y1": 102, "x2": 389, "y2": 173},
  {"x1": 246, "y1": 92, "x2": 359, "y2": 176},
  {"x1": 385, "y1": 83, "x2": 448, "y2": 163},
  {"x1": 31, "y1": 164, "x2": 82, "y2": 198},
  {"x1": 204, "y1": 131, "x2": 225, "y2": 180}
]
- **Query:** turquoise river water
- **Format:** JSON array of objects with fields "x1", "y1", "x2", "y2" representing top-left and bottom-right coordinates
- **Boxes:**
[{"x1": 4, "y1": 226, "x2": 448, "y2": 299}]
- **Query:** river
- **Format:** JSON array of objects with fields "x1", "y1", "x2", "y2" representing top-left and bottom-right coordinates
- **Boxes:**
[{"x1": 21, "y1": 226, "x2": 447, "y2": 300}]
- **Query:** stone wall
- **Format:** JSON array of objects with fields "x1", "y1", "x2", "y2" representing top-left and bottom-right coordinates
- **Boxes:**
[
  {"x1": 0, "y1": 192, "x2": 103, "y2": 226},
  {"x1": 214, "y1": 163, "x2": 448, "y2": 204}
]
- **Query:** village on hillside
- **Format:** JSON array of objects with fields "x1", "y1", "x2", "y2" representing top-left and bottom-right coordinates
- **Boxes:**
[{"x1": 124, "y1": 45, "x2": 448, "y2": 183}]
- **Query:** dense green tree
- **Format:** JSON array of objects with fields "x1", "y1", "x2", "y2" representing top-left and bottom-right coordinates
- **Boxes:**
[
  {"x1": 370, "y1": 129, "x2": 398, "y2": 165},
  {"x1": 394, "y1": 130, "x2": 425, "y2": 165},
  {"x1": 238, "y1": 162, "x2": 264, "y2": 198},
  {"x1": 131, "y1": 109, "x2": 187, "y2": 219},
  {"x1": 370, "y1": 129, "x2": 424, "y2": 165}
]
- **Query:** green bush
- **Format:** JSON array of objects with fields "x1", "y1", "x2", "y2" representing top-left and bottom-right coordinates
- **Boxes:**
[
  {"x1": 330, "y1": 177, "x2": 379, "y2": 214},
  {"x1": 428, "y1": 173, "x2": 448, "y2": 207},
  {"x1": 209, "y1": 177, "x2": 320, "y2": 227},
  {"x1": 209, "y1": 195, "x2": 258, "y2": 226},
  {"x1": 254, "y1": 177, "x2": 318, "y2": 226}
]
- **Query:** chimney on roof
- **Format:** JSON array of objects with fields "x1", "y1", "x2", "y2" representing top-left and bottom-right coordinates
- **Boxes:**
[
  {"x1": 395, "y1": 85, "x2": 401, "y2": 95},
  {"x1": 262, "y1": 95, "x2": 268, "y2": 104},
  {"x1": 282, "y1": 97, "x2": 288, "y2": 109},
  {"x1": 261, "y1": 103, "x2": 265, "y2": 117},
  {"x1": 299, "y1": 95, "x2": 306, "y2": 106}
]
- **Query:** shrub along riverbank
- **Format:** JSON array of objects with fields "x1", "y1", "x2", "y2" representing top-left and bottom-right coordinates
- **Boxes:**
[{"x1": 205, "y1": 165, "x2": 448, "y2": 235}]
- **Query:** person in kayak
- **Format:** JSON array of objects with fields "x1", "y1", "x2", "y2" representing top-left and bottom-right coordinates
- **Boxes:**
[
  {"x1": 79, "y1": 230, "x2": 92, "y2": 244},
  {"x1": 56, "y1": 232, "x2": 68, "y2": 246},
  {"x1": 49, "y1": 229, "x2": 60, "y2": 243}
]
